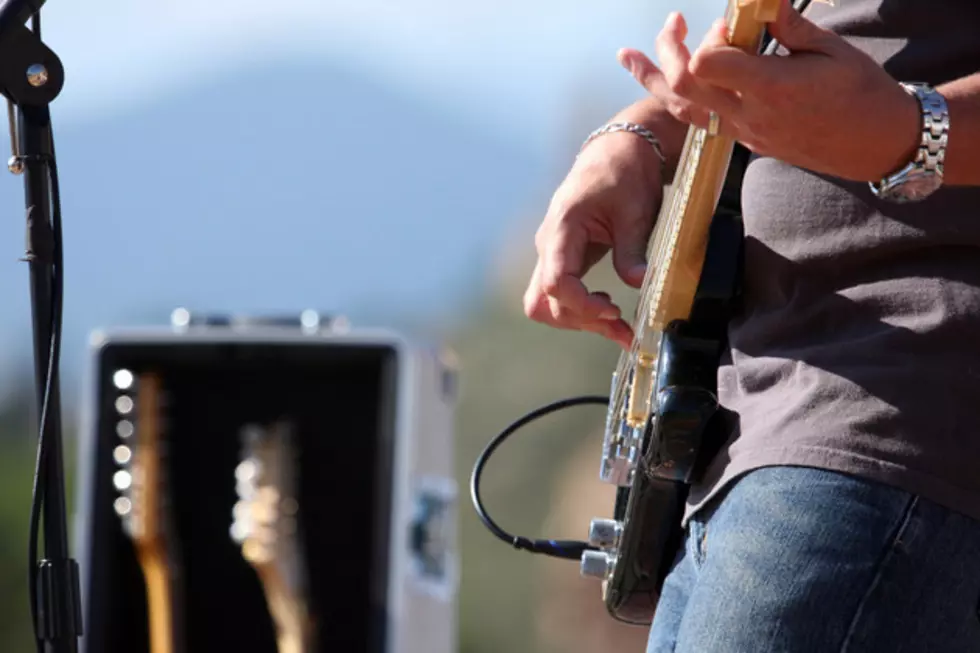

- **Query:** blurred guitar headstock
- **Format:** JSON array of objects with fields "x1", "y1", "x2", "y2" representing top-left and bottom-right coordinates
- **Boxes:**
[{"x1": 231, "y1": 420, "x2": 314, "y2": 653}]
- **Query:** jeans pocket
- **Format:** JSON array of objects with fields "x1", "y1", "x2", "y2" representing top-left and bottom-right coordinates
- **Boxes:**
[{"x1": 687, "y1": 519, "x2": 708, "y2": 569}]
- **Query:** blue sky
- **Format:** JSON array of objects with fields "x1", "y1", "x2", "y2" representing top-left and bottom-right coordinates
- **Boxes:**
[
  {"x1": 43, "y1": 0, "x2": 718, "y2": 136},
  {"x1": 0, "y1": 1, "x2": 721, "y2": 399}
]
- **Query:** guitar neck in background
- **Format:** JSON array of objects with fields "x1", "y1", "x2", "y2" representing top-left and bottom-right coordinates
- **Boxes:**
[
  {"x1": 112, "y1": 371, "x2": 184, "y2": 653},
  {"x1": 232, "y1": 420, "x2": 316, "y2": 653}
]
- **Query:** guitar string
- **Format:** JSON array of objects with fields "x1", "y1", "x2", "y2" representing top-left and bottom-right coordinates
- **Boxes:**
[
  {"x1": 616, "y1": 130, "x2": 692, "y2": 395},
  {"x1": 609, "y1": 0, "x2": 747, "y2": 428},
  {"x1": 609, "y1": 129, "x2": 701, "y2": 421}
]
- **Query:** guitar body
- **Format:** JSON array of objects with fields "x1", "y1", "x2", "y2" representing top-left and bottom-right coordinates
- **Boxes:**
[{"x1": 597, "y1": 173, "x2": 746, "y2": 623}]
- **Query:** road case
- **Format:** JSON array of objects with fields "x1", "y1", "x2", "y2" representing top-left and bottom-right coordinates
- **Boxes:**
[{"x1": 72, "y1": 312, "x2": 459, "y2": 653}]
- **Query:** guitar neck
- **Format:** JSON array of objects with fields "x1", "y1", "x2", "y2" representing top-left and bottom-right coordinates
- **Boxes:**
[
  {"x1": 637, "y1": 0, "x2": 778, "y2": 333},
  {"x1": 126, "y1": 371, "x2": 184, "y2": 653},
  {"x1": 135, "y1": 542, "x2": 182, "y2": 653},
  {"x1": 254, "y1": 565, "x2": 315, "y2": 653},
  {"x1": 612, "y1": 0, "x2": 780, "y2": 427}
]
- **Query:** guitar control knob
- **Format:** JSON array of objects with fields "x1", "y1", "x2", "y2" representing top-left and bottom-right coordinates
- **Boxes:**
[
  {"x1": 588, "y1": 518, "x2": 623, "y2": 549},
  {"x1": 580, "y1": 550, "x2": 616, "y2": 580}
]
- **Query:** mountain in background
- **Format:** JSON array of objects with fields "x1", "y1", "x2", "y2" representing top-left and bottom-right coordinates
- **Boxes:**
[{"x1": 0, "y1": 55, "x2": 555, "y2": 398}]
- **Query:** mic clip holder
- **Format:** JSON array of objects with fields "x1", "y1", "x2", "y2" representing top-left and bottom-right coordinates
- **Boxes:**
[
  {"x1": 0, "y1": 17, "x2": 64, "y2": 167},
  {"x1": 2, "y1": 13, "x2": 79, "y2": 653}
]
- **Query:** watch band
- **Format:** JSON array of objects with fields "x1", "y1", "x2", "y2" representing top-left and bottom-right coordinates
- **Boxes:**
[
  {"x1": 869, "y1": 83, "x2": 949, "y2": 203},
  {"x1": 904, "y1": 82, "x2": 950, "y2": 178}
]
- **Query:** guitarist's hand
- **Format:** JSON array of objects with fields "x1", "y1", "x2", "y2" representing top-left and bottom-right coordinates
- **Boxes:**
[
  {"x1": 619, "y1": 0, "x2": 921, "y2": 183},
  {"x1": 523, "y1": 131, "x2": 665, "y2": 349}
]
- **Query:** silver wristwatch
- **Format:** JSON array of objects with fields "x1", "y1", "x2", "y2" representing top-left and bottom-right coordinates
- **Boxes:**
[{"x1": 869, "y1": 82, "x2": 949, "y2": 203}]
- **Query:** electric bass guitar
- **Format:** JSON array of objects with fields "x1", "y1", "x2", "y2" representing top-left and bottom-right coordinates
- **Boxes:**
[
  {"x1": 231, "y1": 420, "x2": 316, "y2": 653},
  {"x1": 579, "y1": 0, "x2": 779, "y2": 625},
  {"x1": 112, "y1": 371, "x2": 185, "y2": 653}
]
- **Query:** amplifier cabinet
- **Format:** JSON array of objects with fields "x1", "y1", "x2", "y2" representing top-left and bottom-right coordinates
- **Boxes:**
[{"x1": 72, "y1": 322, "x2": 459, "y2": 653}]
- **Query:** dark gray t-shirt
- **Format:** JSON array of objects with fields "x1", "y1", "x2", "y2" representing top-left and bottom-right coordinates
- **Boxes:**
[{"x1": 688, "y1": 0, "x2": 980, "y2": 523}]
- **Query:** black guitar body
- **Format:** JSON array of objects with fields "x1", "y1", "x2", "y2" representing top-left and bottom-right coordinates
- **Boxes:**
[{"x1": 599, "y1": 144, "x2": 750, "y2": 625}]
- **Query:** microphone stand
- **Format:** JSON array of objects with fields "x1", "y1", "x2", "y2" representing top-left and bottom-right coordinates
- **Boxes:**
[{"x1": 0, "y1": 2, "x2": 79, "y2": 653}]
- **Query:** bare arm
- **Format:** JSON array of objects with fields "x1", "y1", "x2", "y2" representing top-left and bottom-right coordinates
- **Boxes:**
[
  {"x1": 937, "y1": 73, "x2": 980, "y2": 186},
  {"x1": 604, "y1": 95, "x2": 691, "y2": 183}
]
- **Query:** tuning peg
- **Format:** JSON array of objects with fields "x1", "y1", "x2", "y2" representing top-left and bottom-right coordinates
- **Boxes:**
[
  {"x1": 116, "y1": 420, "x2": 135, "y2": 440},
  {"x1": 112, "y1": 470, "x2": 133, "y2": 492},
  {"x1": 112, "y1": 369, "x2": 134, "y2": 391},
  {"x1": 112, "y1": 445, "x2": 132, "y2": 466},
  {"x1": 114, "y1": 395, "x2": 134, "y2": 415},
  {"x1": 113, "y1": 496, "x2": 132, "y2": 516}
]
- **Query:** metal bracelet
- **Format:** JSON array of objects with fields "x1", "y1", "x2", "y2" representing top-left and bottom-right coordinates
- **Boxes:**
[{"x1": 580, "y1": 121, "x2": 667, "y2": 167}]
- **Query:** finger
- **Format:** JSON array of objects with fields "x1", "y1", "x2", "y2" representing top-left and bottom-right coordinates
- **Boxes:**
[
  {"x1": 619, "y1": 50, "x2": 713, "y2": 125},
  {"x1": 617, "y1": 48, "x2": 673, "y2": 102},
  {"x1": 539, "y1": 223, "x2": 595, "y2": 315},
  {"x1": 547, "y1": 296, "x2": 579, "y2": 327},
  {"x1": 586, "y1": 291, "x2": 621, "y2": 319},
  {"x1": 523, "y1": 261, "x2": 562, "y2": 327},
  {"x1": 619, "y1": 49, "x2": 742, "y2": 138},
  {"x1": 689, "y1": 48, "x2": 775, "y2": 95},
  {"x1": 767, "y1": 0, "x2": 837, "y2": 53},
  {"x1": 549, "y1": 290, "x2": 622, "y2": 325},
  {"x1": 525, "y1": 260, "x2": 591, "y2": 329},
  {"x1": 686, "y1": 9, "x2": 833, "y2": 100},
  {"x1": 696, "y1": 17, "x2": 729, "y2": 52},
  {"x1": 582, "y1": 317, "x2": 635, "y2": 350},
  {"x1": 654, "y1": 14, "x2": 743, "y2": 117},
  {"x1": 655, "y1": 12, "x2": 694, "y2": 97},
  {"x1": 611, "y1": 221, "x2": 649, "y2": 289}
]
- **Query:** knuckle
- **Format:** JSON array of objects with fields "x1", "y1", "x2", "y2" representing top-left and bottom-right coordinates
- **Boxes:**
[
  {"x1": 664, "y1": 69, "x2": 693, "y2": 96},
  {"x1": 667, "y1": 100, "x2": 694, "y2": 125},
  {"x1": 540, "y1": 274, "x2": 562, "y2": 298},
  {"x1": 523, "y1": 301, "x2": 540, "y2": 322},
  {"x1": 522, "y1": 291, "x2": 546, "y2": 322},
  {"x1": 533, "y1": 227, "x2": 548, "y2": 252},
  {"x1": 688, "y1": 50, "x2": 710, "y2": 78},
  {"x1": 522, "y1": 300, "x2": 536, "y2": 321},
  {"x1": 635, "y1": 67, "x2": 658, "y2": 92},
  {"x1": 545, "y1": 188, "x2": 578, "y2": 222}
]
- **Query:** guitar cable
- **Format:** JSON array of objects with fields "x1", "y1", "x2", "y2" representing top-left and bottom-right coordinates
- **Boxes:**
[
  {"x1": 15, "y1": 10, "x2": 68, "y2": 650},
  {"x1": 469, "y1": 395, "x2": 609, "y2": 561}
]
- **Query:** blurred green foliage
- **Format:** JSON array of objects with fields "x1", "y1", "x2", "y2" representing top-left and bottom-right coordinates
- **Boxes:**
[{"x1": 0, "y1": 388, "x2": 77, "y2": 653}]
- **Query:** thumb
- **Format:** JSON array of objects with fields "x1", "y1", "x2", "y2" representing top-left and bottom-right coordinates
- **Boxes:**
[
  {"x1": 767, "y1": 0, "x2": 831, "y2": 52},
  {"x1": 611, "y1": 222, "x2": 648, "y2": 289}
]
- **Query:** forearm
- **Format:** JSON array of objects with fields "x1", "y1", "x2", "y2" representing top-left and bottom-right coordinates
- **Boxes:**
[
  {"x1": 937, "y1": 73, "x2": 980, "y2": 186},
  {"x1": 609, "y1": 96, "x2": 690, "y2": 182}
]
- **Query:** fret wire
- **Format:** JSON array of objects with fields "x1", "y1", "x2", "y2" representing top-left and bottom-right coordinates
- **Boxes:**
[{"x1": 612, "y1": 123, "x2": 706, "y2": 415}]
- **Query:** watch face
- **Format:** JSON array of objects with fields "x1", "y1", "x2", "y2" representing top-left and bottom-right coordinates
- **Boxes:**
[{"x1": 883, "y1": 171, "x2": 942, "y2": 203}]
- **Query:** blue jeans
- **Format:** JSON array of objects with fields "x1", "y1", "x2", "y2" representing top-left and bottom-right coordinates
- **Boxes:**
[{"x1": 647, "y1": 466, "x2": 980, "y2": 652}]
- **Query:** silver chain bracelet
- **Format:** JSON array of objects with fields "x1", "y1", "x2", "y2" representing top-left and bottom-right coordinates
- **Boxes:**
[{"x1": 580, "y1": 121, "x2": 667, "y2": 167}]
